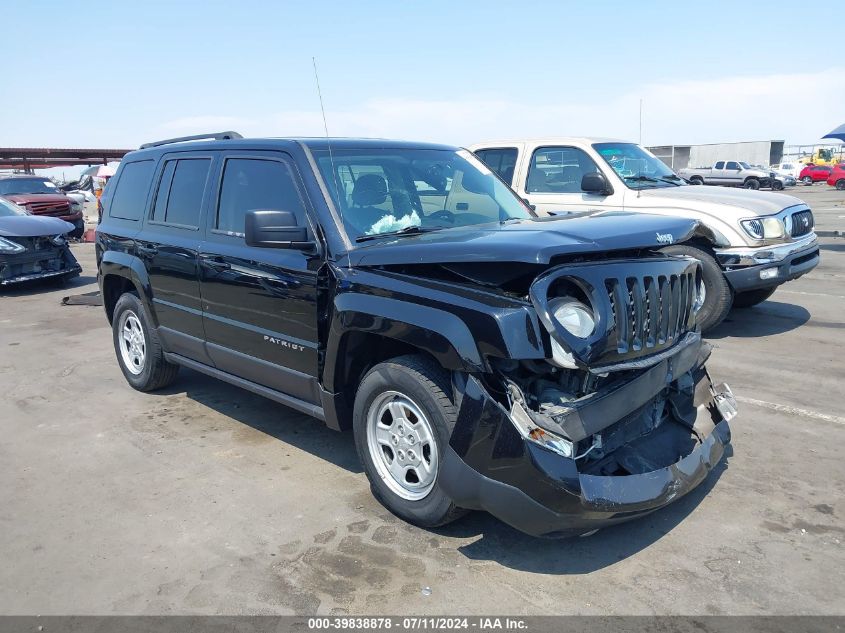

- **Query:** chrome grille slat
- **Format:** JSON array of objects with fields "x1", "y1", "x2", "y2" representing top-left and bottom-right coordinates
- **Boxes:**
[{"x1": 790, "y1": 209, "x2": 814, "y2": 237}]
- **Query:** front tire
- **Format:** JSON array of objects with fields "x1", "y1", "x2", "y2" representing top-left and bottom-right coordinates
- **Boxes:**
[
  {"x1": 802, "y1": 176, "x2": 813, "y2": 185},
  {"x1": 743, "y1": 178, "x2": 760, "y2": 190},
  {"x1": 772, "y1": 180, "x2": 784, "y2": 191},
  {"x1": 836, "y1": 179, "x2": 845, "y2": 191},
  {"x1": 353, "y1": 355, "x2": 466, "y2": 528},
  {"x1": 659, "y1": 244, "x2": 732, "y2": 332},
  {"x1": 112, "y1": 292, "x2": 179, "y2": 391},
  {"x1": 732, "y1": 286, "x2": 776, "y2": 308}
]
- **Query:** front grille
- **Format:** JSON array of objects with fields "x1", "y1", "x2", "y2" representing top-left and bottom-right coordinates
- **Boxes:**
[
  {"x1": 605, "y1": 271, "x2": 696, "y2": 354},
  {"x1": 790, "y1": 209, "x2": 814, "y2": 237},
  {"x1": 27, "y1": 200, "x2": 70, "y2": 216}
]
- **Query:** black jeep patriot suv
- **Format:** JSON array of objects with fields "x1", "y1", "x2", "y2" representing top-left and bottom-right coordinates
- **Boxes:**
[{"x1": 97, "y1": 132, "x2": 737, "y2": 537}]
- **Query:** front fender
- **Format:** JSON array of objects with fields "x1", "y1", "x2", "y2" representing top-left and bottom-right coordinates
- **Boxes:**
[{"x1": 324, "y1": 292, "x2": 482, "y2": 389}]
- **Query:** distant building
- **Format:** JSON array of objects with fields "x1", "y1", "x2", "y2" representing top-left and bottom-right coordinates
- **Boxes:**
[{"x1": 647, "y1": 141, "x2": 785, "y2": 170}]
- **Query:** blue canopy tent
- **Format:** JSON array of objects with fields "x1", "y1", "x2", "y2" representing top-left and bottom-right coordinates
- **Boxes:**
[{"x1": 822, "y1": 123, "x2": 845, "y2": 142}]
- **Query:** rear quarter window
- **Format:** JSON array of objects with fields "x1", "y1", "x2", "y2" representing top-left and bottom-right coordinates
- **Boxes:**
[{"x1": 108, "y1": 160, "x2": 155, "y2": 221}]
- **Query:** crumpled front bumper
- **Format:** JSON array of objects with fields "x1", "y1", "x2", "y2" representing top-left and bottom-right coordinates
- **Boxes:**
[
  {"x1": 440, "y1": 346, "x2": 734, "y2": 538},
  {"x1": 0, "y1": 245, "x2": 82, "y2": 286}
]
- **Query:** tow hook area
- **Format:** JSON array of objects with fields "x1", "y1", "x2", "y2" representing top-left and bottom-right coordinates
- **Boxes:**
[{"x1": 713, "y1": 383, "x2": 738, "y2": 421}]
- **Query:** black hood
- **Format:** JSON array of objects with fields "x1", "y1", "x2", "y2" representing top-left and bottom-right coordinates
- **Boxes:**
[{"x1": 346, "y1": 211, "x2": 698, "y2": 267}]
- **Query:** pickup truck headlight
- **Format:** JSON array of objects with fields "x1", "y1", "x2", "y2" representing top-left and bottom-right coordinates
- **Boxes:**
[
  {"x1": 549, "y1": 297, "x2": 595, "y2": 369},
  {"x1": 741, "y1": 217, "x2": 784, "y2": 239},
  {"x1": 0, "y1": 236, "x2": 26, "y2": 253}
]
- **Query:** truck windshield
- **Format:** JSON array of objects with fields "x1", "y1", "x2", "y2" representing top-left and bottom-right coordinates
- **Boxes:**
[
  {"x1": 313, "y1": 148, "x2": 532, "y2": 242},
  {"x1": 0, "y1": 178, "x2": 58, "y2": 195},
  {"x1": 593, "y1": 143, "x2": 684, "y2": 189}
]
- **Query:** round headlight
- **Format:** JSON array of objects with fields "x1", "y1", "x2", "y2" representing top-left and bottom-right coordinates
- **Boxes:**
[
  {"x1": 548, "y1": 298, "x2": 595, "y2": 369},
  {"x1": 551, "y1": 299, "x2": 595, "y2": 338}
]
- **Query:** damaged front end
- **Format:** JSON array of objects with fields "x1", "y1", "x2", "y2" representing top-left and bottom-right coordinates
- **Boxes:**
[
  {"x1": 0, "y1": 234, "x2": 81, "y2": 286},
  {"x1": 439, "y1": 256, "x2": 737, "y2": 537}
]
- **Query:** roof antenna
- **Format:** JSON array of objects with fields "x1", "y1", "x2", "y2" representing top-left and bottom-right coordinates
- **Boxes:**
[
  {"x1": 637, "y1": 98, "x2": 643, "y2": 199},
  {"x1": 312, "y1": 57, "x2": 350, "y2": 262}
]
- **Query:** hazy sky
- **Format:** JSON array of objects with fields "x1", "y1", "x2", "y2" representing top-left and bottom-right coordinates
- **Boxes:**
[{"x1": 4, "y1": 1, "x2": 841, "y2": 161}]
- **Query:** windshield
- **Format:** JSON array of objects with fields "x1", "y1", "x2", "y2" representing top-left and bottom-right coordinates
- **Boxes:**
[
  {"x1": 0, "y1": 177, "x2": 59, "y2": 195},
  {"x1": 313, "y1": 148, "x2": 532, "y2": 242},
  {"x1": 0, "y1": 197, "x2": 28, "y2": 217},
  {"x1": 593, "y1": 143, "x2": 684, "y2": 189}
]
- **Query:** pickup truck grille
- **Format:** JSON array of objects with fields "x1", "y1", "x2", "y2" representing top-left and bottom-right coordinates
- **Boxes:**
[
  {"x1": 605, "y1": 272, "x2": 696, "y2": 354},
  {"x1": 26, "y1": 200, "x2": 70, "y2": 216},
  {"x1": 790, "y1": 209, "x2": 814, "y2": 237}
]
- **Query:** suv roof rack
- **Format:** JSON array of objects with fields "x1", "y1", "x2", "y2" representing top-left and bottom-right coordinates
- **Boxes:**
[{"x1": 139, "y1": 131, "x2": 243, "y2": 150}]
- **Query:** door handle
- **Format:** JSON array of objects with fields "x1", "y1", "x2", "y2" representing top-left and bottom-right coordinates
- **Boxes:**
[
  {"x1": 137, "y1": 244, "x2": 158, "y2": 257},
  {"x1": 201, "y1": 257, "x2": 231, "y2": 271}
]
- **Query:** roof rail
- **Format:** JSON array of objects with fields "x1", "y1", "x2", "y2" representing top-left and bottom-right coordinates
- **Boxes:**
[{"x1": 139, "y1": 131, "x2": 243, "y2": 150}]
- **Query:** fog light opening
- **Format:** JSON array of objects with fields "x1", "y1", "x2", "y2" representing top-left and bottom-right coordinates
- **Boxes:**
[{"x1": 759, "y1": 268, "x2": 779, "y2": 280}]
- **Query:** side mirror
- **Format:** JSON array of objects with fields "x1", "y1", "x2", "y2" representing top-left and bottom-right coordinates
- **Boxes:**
[
  {"x1": 581, "y1": 172, "x2": 613, "y2": 195},
  {"x1": 245, "y1": 210, "x2": 310, "y2": 249},
  {"x1": 521, "y1": 197, "x2": 536, "y2": 211}
]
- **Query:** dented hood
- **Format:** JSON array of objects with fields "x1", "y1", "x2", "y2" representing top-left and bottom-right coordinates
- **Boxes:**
[
  {"x1": 348, "y1": 211, "x2": 698, "y2": 266},
  {"x1": 0, "y1": 215, "x2": 74, "y2": 238}
]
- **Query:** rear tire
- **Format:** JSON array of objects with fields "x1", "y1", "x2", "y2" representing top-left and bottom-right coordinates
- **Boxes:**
[
  {"x1": 659, "y1": 244, "x2": 732, "y2": 332},
  {"x1": 732, "y1": 286, "x2": 776, "y2": 308},
  {"x1": 353, "y1": 354, "x2": 467, "y2": 529},
  {"x1": 772, "y1": 180, "x2": 784, "y2": 191},
  {"x1": 690, "y1": 177, "x2": 704, "y2": 186},
  {"x1": 743, "y1": 178, "x2": 760, "y2": 190},
  {"x1": 836, "y1": 179, "x2": 845, "y2": 191},
  {"x1": 112, "y1": 292, "x2": 179, "y2": 391}
]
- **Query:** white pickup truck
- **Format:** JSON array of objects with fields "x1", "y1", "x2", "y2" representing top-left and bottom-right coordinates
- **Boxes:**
[
  {"x1": 469, "y1": 138, "x2": 819, "y2": 330},
  {"x1": 677, "y1": 161, "x2": 777, "y2": 190}
]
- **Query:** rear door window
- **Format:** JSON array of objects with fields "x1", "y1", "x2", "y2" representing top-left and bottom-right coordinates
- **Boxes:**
[
  {"x1": 474, "y1": 148, "x2": 518, "y2": 185},
  {"x1": 714, "y1": 161, "x2": 725, "y2": 169},
  {"x1": 151, "y1": 158, "x2": 211, "y2": 228},
  {"x1": 109, "y1": 160, "x2": 155, "y2": 220}
]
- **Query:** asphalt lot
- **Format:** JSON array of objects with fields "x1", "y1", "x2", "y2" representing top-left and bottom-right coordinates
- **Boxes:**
[
  {"x1": 1, "y1": 195, "x2": 843, "y2": 615},
  {"x1": 788, "y1": 183, "x2": 845, "y2": 234}
]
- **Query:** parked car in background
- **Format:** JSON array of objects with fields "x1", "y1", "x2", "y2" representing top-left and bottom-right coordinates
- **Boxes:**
[
  {"x1": 471, "y1": 138, "x2": 820, "y2": 331},
  {"x1": 827, "y1": 163, "x2": 845, "y2": 190},
  {"x1": 0, "y1": 174, "x2": 84, "y2": 238},
  {"x1": 96, "y1": 132, "x2": 736, "y2": 538},
  {"x1": 0, "y1": 197, "x2": 81, "y2": 286},
  {"x1": 677, "y1": 161, "x2": 773, "y2": 189},
  {"x1": 772, "y1": 173, "x2": 795, "y2": 189},
  {"x1": 799, "y1": 164, "x2": 832, "y2": 184},
  {"x1": 770, "y1": 162, "x2": 802, "y2": 179}
]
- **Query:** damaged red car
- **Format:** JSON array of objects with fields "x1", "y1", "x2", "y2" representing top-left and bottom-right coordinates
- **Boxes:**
[{"x1": 0, "y1": 174, "x2": 85, "y2": 239}]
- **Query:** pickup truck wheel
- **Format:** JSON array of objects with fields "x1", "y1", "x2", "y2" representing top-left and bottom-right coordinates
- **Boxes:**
[
  {"x1": 112, "y1": 292, "x2": 179, "y2": 392},
  {"x1": 743, "y1": 178, "x2": 760, "y2": 190},
  {"x1": 689, "y1": 177, "x2": 704, "y2": 185},
  {"x1": 353, "y1": 355, "x2": 467, "y2": 528},
  {"x1": 836, "y1": 179, "x2": 845, "y2": 191},
  {"x1": 732, "y1": 286, "x2": 776, "y2": 308},
  {"x1": 802, "y1": 176, "x2": 813, "y2": 185},
  {"x1": 659, "y1": 244, "x2": 732, "y2": 332}
]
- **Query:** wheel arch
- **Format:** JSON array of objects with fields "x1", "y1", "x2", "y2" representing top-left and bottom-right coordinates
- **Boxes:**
[
  {"x1": 322, "y1": 294, "x2": 484, "y2": 431},
  {"x1": 99, "y1": 251, "x2": 156, "y2": 326}
]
